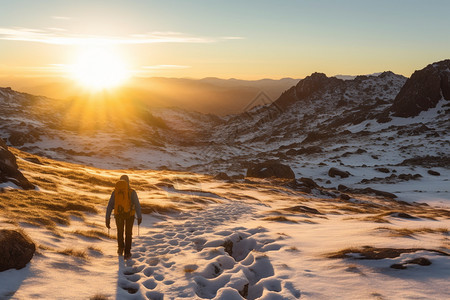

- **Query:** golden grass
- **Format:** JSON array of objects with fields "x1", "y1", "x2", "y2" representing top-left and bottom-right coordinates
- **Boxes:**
[
  {"x1": 57, "y1": 248, "x2": 88, "y2": 259},
  {"x1": 263, "y1": 216, "x2": 298, "y2": 223},
  {"x1": 184, "y1": 266, "x2": 197, "y2": 273},
  {"x1": 87, "y1": 246, "x2": 104, "y2": 255},
  {"x1": 287, "y1": 246, "x2": 299, "y2": 252},
  {"x1": 359, "y1": 214, "x2": 391, "y2": 223},
  {"x1": 0, "y1": 189, "x2": 100, "y2": 233},
  {"x1": 73, "y1": 230, "x2": 113, "y2": 240},
  {"x1": 327, "y1": 245, "x2": 449, "y2": 259},
  {"x1": 140, "y1": 202, "x2": 180, "y2": 214},
  {"x1": 376, "y1": 227, "x2": 449, "y2": 237},
  {"x1": 89, "y1": 294, "x2": 109, "y2": 300},
  {"x1": 38, "y1": 244, "x2": 54, "y2": 251}
]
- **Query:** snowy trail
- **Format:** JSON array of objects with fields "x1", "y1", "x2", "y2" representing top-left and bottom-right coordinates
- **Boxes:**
[{"x1": 116, "y1": 200, "x2": 301, "y2": 299}]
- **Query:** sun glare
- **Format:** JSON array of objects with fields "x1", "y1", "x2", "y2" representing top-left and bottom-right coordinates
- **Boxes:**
[{"x1": 71, "y1": 47, "x2": 129, "y2": 90}]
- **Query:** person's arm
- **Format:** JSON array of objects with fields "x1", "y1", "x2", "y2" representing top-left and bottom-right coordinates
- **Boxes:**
[
  {"x1": 132, "y1": 190, "x2": 142, "y2": 221},
  {"x1": 105, "y1": 191, "x2": 115, "y2": 228}
]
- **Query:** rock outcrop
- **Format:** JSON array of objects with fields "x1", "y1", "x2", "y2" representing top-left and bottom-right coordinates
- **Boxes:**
[
  {"x1": 273, "y1": 72, "x2": 344, "y2": 109},
  {"x1": 246, "y1": 162, "x2": 295, "y2": 179},
  {"x1": 0, "y1": 138, "x2": 35, "y2": 189},
  {"x1": 0, "y1": 229, "x2": 36, "y2": 271},
  {"x1": 392, "y1": 60, "x2": 450, "y2": 117}
]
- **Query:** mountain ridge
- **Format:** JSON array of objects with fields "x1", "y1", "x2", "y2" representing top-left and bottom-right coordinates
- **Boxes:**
[{"x1": 0, "y1": 60, "x2": 449, "y2": 205}]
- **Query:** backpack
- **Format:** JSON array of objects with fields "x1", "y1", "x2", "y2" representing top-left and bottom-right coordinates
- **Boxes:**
[{"x1": 114, "y1": 180, "x2": 135, "y2": 217}]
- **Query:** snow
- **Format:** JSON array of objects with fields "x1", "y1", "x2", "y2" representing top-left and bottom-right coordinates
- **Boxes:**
[
  {"x1": 0, "y1": 181, "x2": 21, "y2": 189},
  {"x1": 1, "y1": 159, "x2": 449, "y2": 299}
]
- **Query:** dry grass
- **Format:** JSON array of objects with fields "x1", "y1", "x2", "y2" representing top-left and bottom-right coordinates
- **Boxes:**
[
  {"x1": 184, "y1": 265, "x2": 198, "y2": 273},
  {"x1": 89, "y1": 293, "x2": 109, "y2": 300},
  {"x1": 327, "y1": 245, "x2": 449, "y2": 259},
  {"x1": 263, "y1": 216, "x2": 298, "y2": 223},
  {"x1": 140, "y1": 202, "x2": 180, "y2": 214},
  {"x1": 0, "y1": 149, "x2": 112, "y2": 234},
  {"x1": 0, "y1": 189, "x2": 100, "y2": 232},
  {"x1": 73, "y1": 230, "x2": 113, "y2": 240},
  {"x1": 356, "y1": 213, "x2": 392, "y2": 223},
  {"x1": 57, "y1": 248, "x2": 88, "y2": 259},
  {"x1": 38, "y1": 244, "x2": 54, "y2": 251},
  {"x1": 376, "y1": 227, "x2": 449, "y2": 237},
  {"x1": 87, "y1": 246, "x2": 104, "y2": 255},
  {"x1": 282, "y1": 205, "x2": 322, "y2": 215}
]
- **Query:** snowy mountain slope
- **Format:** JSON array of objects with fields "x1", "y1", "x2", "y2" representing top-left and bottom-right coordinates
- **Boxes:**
[
  {"x1": 0, "y1": 87, "x2": 220, "y2": 169},
  {"x1": 1, "y1": 60, "x2": 449, "y2": 206},
  {"x1": 0, "y1": 148, "x2": 448, "y2": 299},
  {"x1": 186, "y1": 70, "x2": 449, "y2": 205}
]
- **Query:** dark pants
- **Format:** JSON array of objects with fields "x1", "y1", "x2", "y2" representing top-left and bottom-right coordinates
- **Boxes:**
[{"x1": 115, "y1": 215, "x2": 134, "y2": 255}]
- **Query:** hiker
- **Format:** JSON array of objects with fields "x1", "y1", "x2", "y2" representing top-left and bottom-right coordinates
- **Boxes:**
[{"x1": 105, "y1": 175, "x2": 142, "y2": 259}]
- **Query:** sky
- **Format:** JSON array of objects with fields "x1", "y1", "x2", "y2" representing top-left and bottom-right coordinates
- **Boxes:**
[{"x1": 0, "y1": 0, "x2": 449, "y2": 80}]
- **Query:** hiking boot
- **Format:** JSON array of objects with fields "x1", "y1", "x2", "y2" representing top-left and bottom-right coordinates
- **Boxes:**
[
  {"x1": 117, "y1": 248, "x2": 124, "y2": 256},
  {"x1": 124, "y1": 253, "x2": 132, "y2": 260}
]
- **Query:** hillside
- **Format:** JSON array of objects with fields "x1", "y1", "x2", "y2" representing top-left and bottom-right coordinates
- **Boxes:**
[
  {"x1": 0, "y1": 147, "x2": 449, "y2": 299},
  {"x1": 2, "y1": 60, "x2": 448, "y2": 205}
]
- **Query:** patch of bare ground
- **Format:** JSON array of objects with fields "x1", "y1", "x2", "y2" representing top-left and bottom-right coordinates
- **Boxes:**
[
  {"x1": 327, "y1": 246, "x2": 450, "y2": 259},
  {"x1": 375, "y1": 226, "x2": 449, "y2": 237}
]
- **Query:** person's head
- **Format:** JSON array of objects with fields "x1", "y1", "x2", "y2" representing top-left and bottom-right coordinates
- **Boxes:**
[{"x1": 120, "y1": 175, "x2": 130, "y2": 184}]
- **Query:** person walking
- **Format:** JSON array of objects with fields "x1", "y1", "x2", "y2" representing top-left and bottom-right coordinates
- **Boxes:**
[{"x1": 106, "y1": 175, "x2": 142, "y2": 259}]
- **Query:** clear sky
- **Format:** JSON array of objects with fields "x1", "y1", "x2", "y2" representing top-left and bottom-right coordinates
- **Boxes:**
[{"x1": 1, "y1": 0, "x2": 449, "y2": 80}]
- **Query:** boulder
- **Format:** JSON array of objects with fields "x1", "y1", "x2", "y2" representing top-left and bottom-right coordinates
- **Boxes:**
[
  {"x1": 214, "y1": 172, "x2": 231, "y2": 181},
  {"x1": 246, "y1": 162, "x2": 295, "y2": 179},
  {"x1": 340, "y1": 193, "x2": 351, "y2": 200},
  {"x1": 298, "y1": 177, "x2": 319, "y2": 188},
  {"x1": 0, "y1": 229, "x2": 36, "y2": 271},
  {"x1": 392, "y1": 60, "x2": 450, "y2": 117},
  {"x1": 337, "y1": 184, "x2": 397, "y2": 199},
  {"x1": 362, "y1": 187, "x2": 397, "y2": 199},
  {"x1": 428, "y1": 170, "x2": 440, "y2": 176},
  {"x1": 0, "y1": 139, "x2": 35, "y2": 189},
  {"x1": 328, "y1": 167, "x2": 351, "y2": 178},
  {"x1": 375, "y1": 167, "x2": 390, "y2": 173}
]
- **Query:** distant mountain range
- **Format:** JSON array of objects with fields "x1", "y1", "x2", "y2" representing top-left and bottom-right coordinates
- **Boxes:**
[{"x1": 0, "y1": 76, "x2": 299, "y2": 115}]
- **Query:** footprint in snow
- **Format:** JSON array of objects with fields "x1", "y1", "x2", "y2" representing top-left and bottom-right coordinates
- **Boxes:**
[{"x1": 119, "y1": 202, "x2": 300, "y2": 299}]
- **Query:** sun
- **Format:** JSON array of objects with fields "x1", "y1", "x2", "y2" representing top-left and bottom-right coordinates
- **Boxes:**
[{"x1": 70, "y1": 47, "x2": 129, "y2": 90}]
